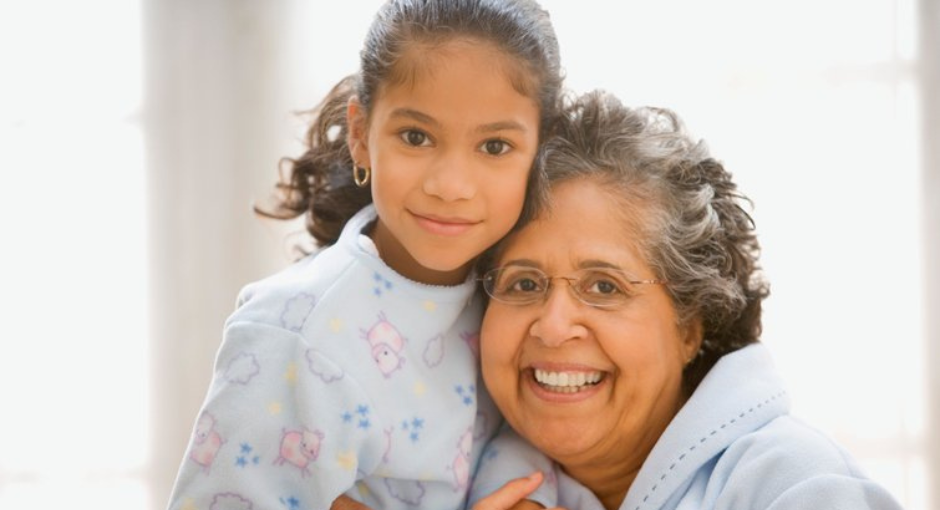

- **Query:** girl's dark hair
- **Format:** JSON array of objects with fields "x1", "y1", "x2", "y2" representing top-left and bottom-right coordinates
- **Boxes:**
[{"x1": 257, "y1": 0, "x2": 563, "y2": 248}]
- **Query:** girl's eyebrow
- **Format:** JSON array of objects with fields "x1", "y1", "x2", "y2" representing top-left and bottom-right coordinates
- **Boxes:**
[
  {"x1": 390, "y1": 108, "x2": 528, "y2": 134},
  {"x1": 475, "y1": 120, "x2": 529, "y2": 134},
  {"x1": 390, "y1": 108, "x2": 439, "y2": 127}
]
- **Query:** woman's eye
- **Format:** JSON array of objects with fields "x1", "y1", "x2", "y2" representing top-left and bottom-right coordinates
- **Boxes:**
[
  {"x1": 506, "y1": 276, "x2": 541, "y2": 294},
  {"x1": 583, "y1": 276, "x2": 623, "y2": 296},
  {"x1": 400, "y1": 129, "x2": 430, "y2": 147},
  {"x1": 480, "y1": 139, "x2": 511, "y2": 156}
]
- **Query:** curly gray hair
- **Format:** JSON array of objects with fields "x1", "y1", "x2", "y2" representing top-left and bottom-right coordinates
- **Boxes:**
[{"x1": 510, "y1": 90, "x2": 770, "y2": 393}]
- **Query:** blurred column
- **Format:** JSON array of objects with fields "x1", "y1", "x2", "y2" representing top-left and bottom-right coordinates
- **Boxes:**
[
  {"x1": 921, "y1": 0, "x2": 940, "y2": 508},
  {"x1": 142, "y1": 1, "x2": 295, "y2": 508}
]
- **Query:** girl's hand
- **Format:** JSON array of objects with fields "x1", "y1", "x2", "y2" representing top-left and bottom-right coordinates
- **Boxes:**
[
  {"x1": 330, "y1": 495, "x2": 371, "y2": 510},
  {"x1": 472, "y1": 472, "x2": 567, "y2": 510}
]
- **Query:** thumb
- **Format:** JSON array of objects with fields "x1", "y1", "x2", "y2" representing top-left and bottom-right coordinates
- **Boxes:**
[{"x1": 472, "y1": 471, "x2": 545, "y2": 510}]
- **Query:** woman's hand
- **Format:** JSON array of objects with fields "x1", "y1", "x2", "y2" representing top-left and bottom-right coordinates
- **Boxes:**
[
  {"x1": 330, "y1": 495, "x2": 371, "y2": 510},
  {"x1": 472, "y1": 472, "x2": 568, "y2": 510}
]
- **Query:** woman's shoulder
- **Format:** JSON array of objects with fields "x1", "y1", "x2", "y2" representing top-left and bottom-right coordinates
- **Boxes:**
[
  {"x1": 712, "y1": 415, "x2": 902, "y2": 509},
  {"x1": 722, "y1": 415, "x2": 860, "y2": 475}
]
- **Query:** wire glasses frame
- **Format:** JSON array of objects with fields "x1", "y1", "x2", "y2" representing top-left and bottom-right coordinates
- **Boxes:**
[{"x1": 479, "y1": 265, "x2": 668, "y2": 309}]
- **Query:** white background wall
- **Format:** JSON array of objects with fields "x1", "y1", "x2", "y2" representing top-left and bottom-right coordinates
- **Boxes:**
[{"x1": 0, "y1": 1, "x2": 936, "y2": 509}]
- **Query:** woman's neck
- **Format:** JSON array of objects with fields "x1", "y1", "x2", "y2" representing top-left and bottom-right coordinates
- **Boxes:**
[
  {"x1": 564, "y1": 457, "x2": 638, "y2": 510},
  {"x1": 564, "y1": 392, "x2": 690, "y2": 510}
]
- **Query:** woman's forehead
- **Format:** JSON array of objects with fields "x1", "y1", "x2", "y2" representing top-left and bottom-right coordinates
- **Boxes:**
[{"x1": 496, "y1": 179, "x2": 650, "y2": 270}]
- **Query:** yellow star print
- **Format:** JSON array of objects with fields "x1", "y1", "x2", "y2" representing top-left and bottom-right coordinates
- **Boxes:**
[
  {"x1": 337, "y1": 451, "x2": 357, "y2": 471},
  {"x1": 422, "y1": 300, "x2": 437, "y2": 312},
  {"x1": 413, "y1": 381, "x2": 427, "y2": 396},
  {"x1": 284, "y1": 362, "x2": 298, "y2": 384},
  {"x1": 330, "y1": 317, "x2": 344, "y2": 332},
  {"x1": 268, "y1": 402, "x2": 283, "y2": 415}
]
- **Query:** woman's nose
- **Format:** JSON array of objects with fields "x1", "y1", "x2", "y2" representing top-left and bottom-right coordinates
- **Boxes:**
[
  {"x1": 422, "y1": 152, "x2": 476, "y2": 201},
  {"x1": 528, "y1": 283, "x2": 588, "y2": 347}
]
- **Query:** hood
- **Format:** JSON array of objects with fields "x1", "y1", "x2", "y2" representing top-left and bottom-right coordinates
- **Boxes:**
[{"x1": 621, "y1": 343, "x2": 790, "y2": 510}]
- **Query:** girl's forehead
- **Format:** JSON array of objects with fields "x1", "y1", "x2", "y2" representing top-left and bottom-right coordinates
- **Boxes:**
[{"x1": 383, "y1": 38, "x2": 538, "y2": 99}]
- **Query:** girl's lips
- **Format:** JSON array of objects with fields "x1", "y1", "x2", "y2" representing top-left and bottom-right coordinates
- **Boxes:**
[{"x1": 412, "y1": 212, "x2": 478, "y2": 236}]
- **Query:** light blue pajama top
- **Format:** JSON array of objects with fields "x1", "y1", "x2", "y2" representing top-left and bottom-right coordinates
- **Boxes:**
[
  {"x1": 490, "y1": 344, "x2": 904, "y2": 510},
  {"x1": 167, "y1": 205, "x2": 554, "y2": 510}
]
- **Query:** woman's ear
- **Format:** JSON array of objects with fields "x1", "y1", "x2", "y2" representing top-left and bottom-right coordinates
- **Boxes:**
[
  {"x1": 681, "y1": 316, "x2": 704, "y2": 364},
  {"x1": 347, "y1": 96, "x2": 370, "y2": 165}
]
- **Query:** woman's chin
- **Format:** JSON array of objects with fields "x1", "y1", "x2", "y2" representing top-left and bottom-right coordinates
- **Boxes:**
[
  {"x1": 518, "y1": 415, "x2": 600, "y2": 462},
  {"x1": 508, "y1": 371, "x2": 611, "y2": 459}
]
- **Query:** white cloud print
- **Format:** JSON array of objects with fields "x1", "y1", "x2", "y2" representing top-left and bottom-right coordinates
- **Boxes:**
[
  {"x1": 306, "y1": 348, "x2": 344, "y2": 383},
  {"x1": 223, "y1": 352, "x2": 260, "y2": 384},
  {"x1": 423, "y1": 334, "x2": 445, "y2": 368},
  {"x1": 210, "y1": 493, "x2": 253, "y2": 510},
  {"x1": 280, "y1": 293, "x2": 317, "y2": 332}
]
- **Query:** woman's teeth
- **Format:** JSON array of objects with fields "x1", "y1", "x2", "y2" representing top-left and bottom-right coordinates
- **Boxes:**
[{"x1": 533, "y1": 369, "x2": 603, "y2": 393}]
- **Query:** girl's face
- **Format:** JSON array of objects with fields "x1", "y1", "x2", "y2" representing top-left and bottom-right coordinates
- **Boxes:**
[
  {"x1": 348, "y1": 39, "x2": 541, "y2": 286},
  {"x1": 480, "y1": 178, "x2": 702, "y2": 492}
]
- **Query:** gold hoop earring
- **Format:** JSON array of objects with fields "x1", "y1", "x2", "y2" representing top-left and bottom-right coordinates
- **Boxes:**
[{"x1": 353, "y1": 164, "x2": 371, "y2": 188}]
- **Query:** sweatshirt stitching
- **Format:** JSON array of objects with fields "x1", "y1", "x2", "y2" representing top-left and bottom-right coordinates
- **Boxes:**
[{"x1": 633, "y1": 390, "x2": 787, "y2": 510}]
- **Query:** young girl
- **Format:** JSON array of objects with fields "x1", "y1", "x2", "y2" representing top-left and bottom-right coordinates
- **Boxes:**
[{"x1": 166, "y1": 1, "x2": 564, "y2": 509}]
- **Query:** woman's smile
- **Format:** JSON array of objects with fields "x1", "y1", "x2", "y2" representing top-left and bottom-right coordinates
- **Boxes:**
[{"x1": 525, "y1": 365, "x2": 608, "y2": 402}]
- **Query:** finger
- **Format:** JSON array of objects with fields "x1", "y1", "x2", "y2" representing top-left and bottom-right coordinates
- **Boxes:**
[
  {"x1": 330, "y1": 495, "x2": 372, "y2": 510},
  {"x1": 473, "y1": 471, "x2": 545, "y2": 510}
]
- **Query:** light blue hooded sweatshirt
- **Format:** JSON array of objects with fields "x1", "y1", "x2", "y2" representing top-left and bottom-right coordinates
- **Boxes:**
[{"x1": 535, "y1": 344, "x2": 905, "y2": 510}]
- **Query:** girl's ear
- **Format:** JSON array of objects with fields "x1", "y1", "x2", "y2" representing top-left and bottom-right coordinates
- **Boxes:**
[{"x1": 347, "y1": 96, "x2": 370, "y2": 165}]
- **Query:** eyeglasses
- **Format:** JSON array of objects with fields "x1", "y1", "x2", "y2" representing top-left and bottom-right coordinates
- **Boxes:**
[{"x1": 479, "y1": 265, "x2": 667, "y2": 309}]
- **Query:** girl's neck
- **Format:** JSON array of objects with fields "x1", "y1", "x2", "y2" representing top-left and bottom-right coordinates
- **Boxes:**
[{"x1": 368, "y1": 219, "x2": 471, "y2": 286}]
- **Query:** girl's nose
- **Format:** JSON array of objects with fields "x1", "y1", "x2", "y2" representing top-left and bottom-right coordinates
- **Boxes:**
[
  {"x1": 422, "y1": 152, "x2": 476, "y2": 201},
  {"x1": 528, "y1": 284, "x2": 588, "y2": 347}
]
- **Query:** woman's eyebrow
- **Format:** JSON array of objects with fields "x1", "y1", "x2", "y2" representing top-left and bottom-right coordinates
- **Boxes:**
[
  {"x1": 499, "y1": 259, "x2": 541, "y2": 268},
  {"x1": 578, "y1": 260, "x2": 623, "y2": 270}
]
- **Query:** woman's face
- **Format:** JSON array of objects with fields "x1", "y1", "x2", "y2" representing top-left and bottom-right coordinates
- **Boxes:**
[{"x1": 481, "y1": 178, "x2": 701, "y2": 479}]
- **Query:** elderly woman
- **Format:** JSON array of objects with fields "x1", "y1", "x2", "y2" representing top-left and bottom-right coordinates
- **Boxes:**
[{"x1": 471, "y1": 91, "x2": 904, "y2": 510}]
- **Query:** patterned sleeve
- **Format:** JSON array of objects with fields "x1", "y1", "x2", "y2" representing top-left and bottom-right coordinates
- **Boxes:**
[
  {"x1": 166, "y1": 321, "x2": 386, "y2": 510},
  {"x1": 466, "y1": 415, "x2": 559, "y2": 508}
]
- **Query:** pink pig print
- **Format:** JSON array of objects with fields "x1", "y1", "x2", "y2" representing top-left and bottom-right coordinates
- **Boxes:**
[
  {"x1": 450, "y1": 428, "x2": 473, "y2": 491},
  {"x1": 362, "y1": 313, "x2": 406, "y2": 377},
  {"x1": 189, "y1": 412, "x2": 225, "y2": 474},
  {"x1": 274, "y1": 428, "x2": 324, "y2": 477}
]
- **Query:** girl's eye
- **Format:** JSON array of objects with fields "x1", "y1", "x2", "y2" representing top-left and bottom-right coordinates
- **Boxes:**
[
  {"x1": 400, "y1": 129, "x2": 431, "y2": 147},
  {"x1": 480, "y1": 139, "x2": 512, "y2": 156}
]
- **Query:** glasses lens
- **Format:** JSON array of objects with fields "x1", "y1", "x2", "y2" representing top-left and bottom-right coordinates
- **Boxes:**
[
  {"x1": 571, "y1": 268, "x2": 634, "y2": 308},
  {"x1": 484, "y1": 267, "x2": 546, "y2": 304}
]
